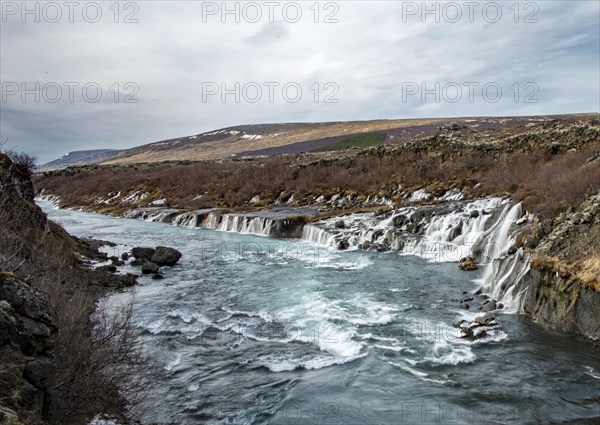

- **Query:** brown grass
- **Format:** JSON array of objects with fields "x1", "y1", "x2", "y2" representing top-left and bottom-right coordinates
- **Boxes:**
[
  {"x1": 34, "y1": 120, "x2": 600, "y2": 223},
  {"x1": 576, "y1": 257, "x2": 600, "y2": 292}
]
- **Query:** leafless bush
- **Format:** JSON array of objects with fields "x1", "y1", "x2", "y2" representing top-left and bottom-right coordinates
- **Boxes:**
[
  {"x1": 0, "y1": 139, "x2": 37, "y2": 174},
  {"x1": 40, "y1": 284, "x2": 147, "y2": 424},
  {"x1": 7, "y1": 151, "x2": 38, "y2": 174}
]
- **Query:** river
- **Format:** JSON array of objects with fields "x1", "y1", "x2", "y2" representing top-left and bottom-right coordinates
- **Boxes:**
[{"x1": 39, "y1": 200, "x2": 600, "y2": 425}]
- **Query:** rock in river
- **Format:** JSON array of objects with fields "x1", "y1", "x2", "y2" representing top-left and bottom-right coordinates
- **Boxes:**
[
  {"x1": 141, "y1": 262, "x2": 160, "y2": 275},
  {"x1": 151, "y1": 246, "x2": 182, "y2": 267},
  {"x1": 132, "y1": 247, "x2": 156, "y2": 261}
]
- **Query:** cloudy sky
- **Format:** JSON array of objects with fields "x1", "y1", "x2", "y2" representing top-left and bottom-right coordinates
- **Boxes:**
[{"x1": 1, "y1": 0, "x2": 599, "y2": 163}]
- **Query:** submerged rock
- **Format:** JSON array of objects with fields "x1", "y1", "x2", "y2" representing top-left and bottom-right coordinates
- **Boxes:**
[
  {"x1": 141, "y1": 262, "x2": 160, "y2": 274},
  {"x1": 151, "y1": 246, "x2": 182, "y2": 267},
  {"x1": 453, "y1": 319, "x2": 466, "y2": 328}
]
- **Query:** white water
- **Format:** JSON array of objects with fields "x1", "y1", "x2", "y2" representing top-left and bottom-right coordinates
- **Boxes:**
[
  {"x1": 66, "y1": 194, "x2": 535, "y2": 314},
  {"x1": 38, "y1": 199, "x2": 600, "y2": 425},
  {"x1": 299, "y1": 198, "x2": 534, "y2": 312},
  {"x1": 202, "y1": 214, "x2": 275, "y2": 237}
]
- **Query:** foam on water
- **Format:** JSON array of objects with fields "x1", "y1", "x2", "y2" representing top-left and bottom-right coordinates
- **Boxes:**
[
  {"x1": 424, "y1": 342, "x2": 476, "y2": 366},
  {"x1": 256, "y1": 351, "x2": 368, "y2": 373},
  {"x1": 584, "y1": 366, "x2": 600, "y2": 380},
  {"x1": 164, "y1": 353, "x2": 182, "y2": 371},
  {"x1": 221, "y1": 306, "x2": 273, "y2": 323},
  {"x1": 388, "y1": 361, "x2": 449, "y2": 385}
]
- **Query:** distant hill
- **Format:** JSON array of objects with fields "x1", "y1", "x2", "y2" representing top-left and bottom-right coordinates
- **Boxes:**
[
  {"x1": 40, "y1": 114, "x2": 597, "y2": 167},
  {"x1": 96, "y1": 114, "x2": 600, "y2": 164},
  {"x1": 39, "y1": 149, "x2": 120, "y2": 171}
]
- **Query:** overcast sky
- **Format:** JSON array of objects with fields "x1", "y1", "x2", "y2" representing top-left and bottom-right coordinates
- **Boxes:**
[{"x1": 1, "y1": 0, "x2": 599, "y2": 163}]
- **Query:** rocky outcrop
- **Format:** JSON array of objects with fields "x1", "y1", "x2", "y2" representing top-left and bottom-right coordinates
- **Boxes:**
[
  {"x1": 501, "y1": 191, "x2": 600, "y2": 343},
  {"x1": 1, "y1": 153, "x2": 139, "y2": 422},
  {"x1": 520, "y1": 268, "x2": 600, "y2": 342},
  {"x1": 0, "y1": 272, "x2": 56, "y2": 420},
  {"x1": 458, "y1": 258, "x2": 478, "y2": 271}
]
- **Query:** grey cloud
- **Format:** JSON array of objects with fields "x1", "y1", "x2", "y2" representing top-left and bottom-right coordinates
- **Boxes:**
[
  {"x1": 0, "y1": 1, "x2": 598, "y2": 163},
  {"x1": 246, "y1": 21, "x2": 290, "y2": 45}
]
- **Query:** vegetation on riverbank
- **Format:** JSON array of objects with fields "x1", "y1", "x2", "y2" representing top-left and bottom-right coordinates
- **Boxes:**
[
  {"x1": 37, "y1": 118, "x2": 600, "y2": 219},
  {"x1": 1, "y1": 153, "x2": 144, "y2": 424}
]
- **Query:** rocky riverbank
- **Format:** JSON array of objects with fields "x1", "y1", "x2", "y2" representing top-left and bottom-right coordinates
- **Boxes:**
[{"x1": 0, "y1": 153, "x2": 144, "y2": 424}]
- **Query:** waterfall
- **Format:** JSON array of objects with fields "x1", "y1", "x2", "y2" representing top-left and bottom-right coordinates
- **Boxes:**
[
  {"x1": 200, "y1": 213, "x2": 275, "y2": 237},
  {"x1": 125, "y1": 208, "x2": 179, "y2": 223},
  {"x1": 120, "y1": 195, "x2": 532, "y2": 312},
  {"x1": 173, "y1": 212, "x2": 198, "y2": 227},
  {"x1": 301, "y1": 224, "x2": 337, "y2": 247},
  {"x1": 476, "y1": 202, "x2": 533, "y2": 312},
  {"x1": 482, "y1": 249, "x2": 533, "y2": 313},
  {"x1": 297, "y1": 197, "x2": 533, "y2": 311},
  {"x1": 477, "y1": 202, "x2": 523, "y2": 262}
]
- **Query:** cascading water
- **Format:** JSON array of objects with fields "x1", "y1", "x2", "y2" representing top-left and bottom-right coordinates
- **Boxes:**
[
  {"x1": 36, "y1": 198, "x2": 600, "y2": 425},
  {"x1": 118, "y1": 196, "x2": 534, "y2": 312},
  {"x1": 301, "y1": 224, "x2": 338, "y2": 247}
]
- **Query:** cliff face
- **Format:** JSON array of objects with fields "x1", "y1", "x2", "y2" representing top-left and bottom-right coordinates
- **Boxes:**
[
  {"x1": 0, "y1": 272, "x2": 56, "y2": 422},
  {"x1": 1, "y1": 153, "x2": 138, "y2": 424},
  {"x1": 519, "y1": 191, "x2": 600, "y2": 342},
  {"x1": 0, "y1": 153, "x2": 59, "y2": 421}
]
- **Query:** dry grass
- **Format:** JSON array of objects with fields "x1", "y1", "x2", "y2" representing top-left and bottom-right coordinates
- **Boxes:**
[
  {"x1": 576, "y1": 257, "x2": 600, "y2": 292},
  {"x1": 104, "y1": 118, "x2": 451, "y2": 164},
  {"x1": 36, "y1": 125, "x2": 600, "y2": 219}
]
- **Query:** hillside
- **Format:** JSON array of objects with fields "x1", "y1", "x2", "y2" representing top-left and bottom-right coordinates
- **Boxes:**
[
  {"x1": 39, "y1": 149, "x2": 120, "y2": 171},
  {"x1": 37, "y1": 115, "x2": 600, "y2": 217},
  {"x1": 40, "y1": 114, "x2": 597, "y2": 167}
]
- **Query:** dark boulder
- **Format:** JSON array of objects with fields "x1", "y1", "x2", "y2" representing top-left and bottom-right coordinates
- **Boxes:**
[
  {"x1": 151, "y1": 246, "x2": 182, "y2": 267},
  {"x1": 474, "y1": 315, "x2": 497, "y2": 326},
  {"x1": 459, "y1": 326, "x2": 488, "y2": 340},
  {"x1": 141, "y1": 262, "x2": 160, "y2": 275},
  {"x1": 132, "y1": 247, "x2": 156, "y2": 261},
  {"x1": 24, "y1": 359, "x2": 54, "y2": 390},
  {"x1": 480, "y1": 299, "x2": 497, "y2": 312}
]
